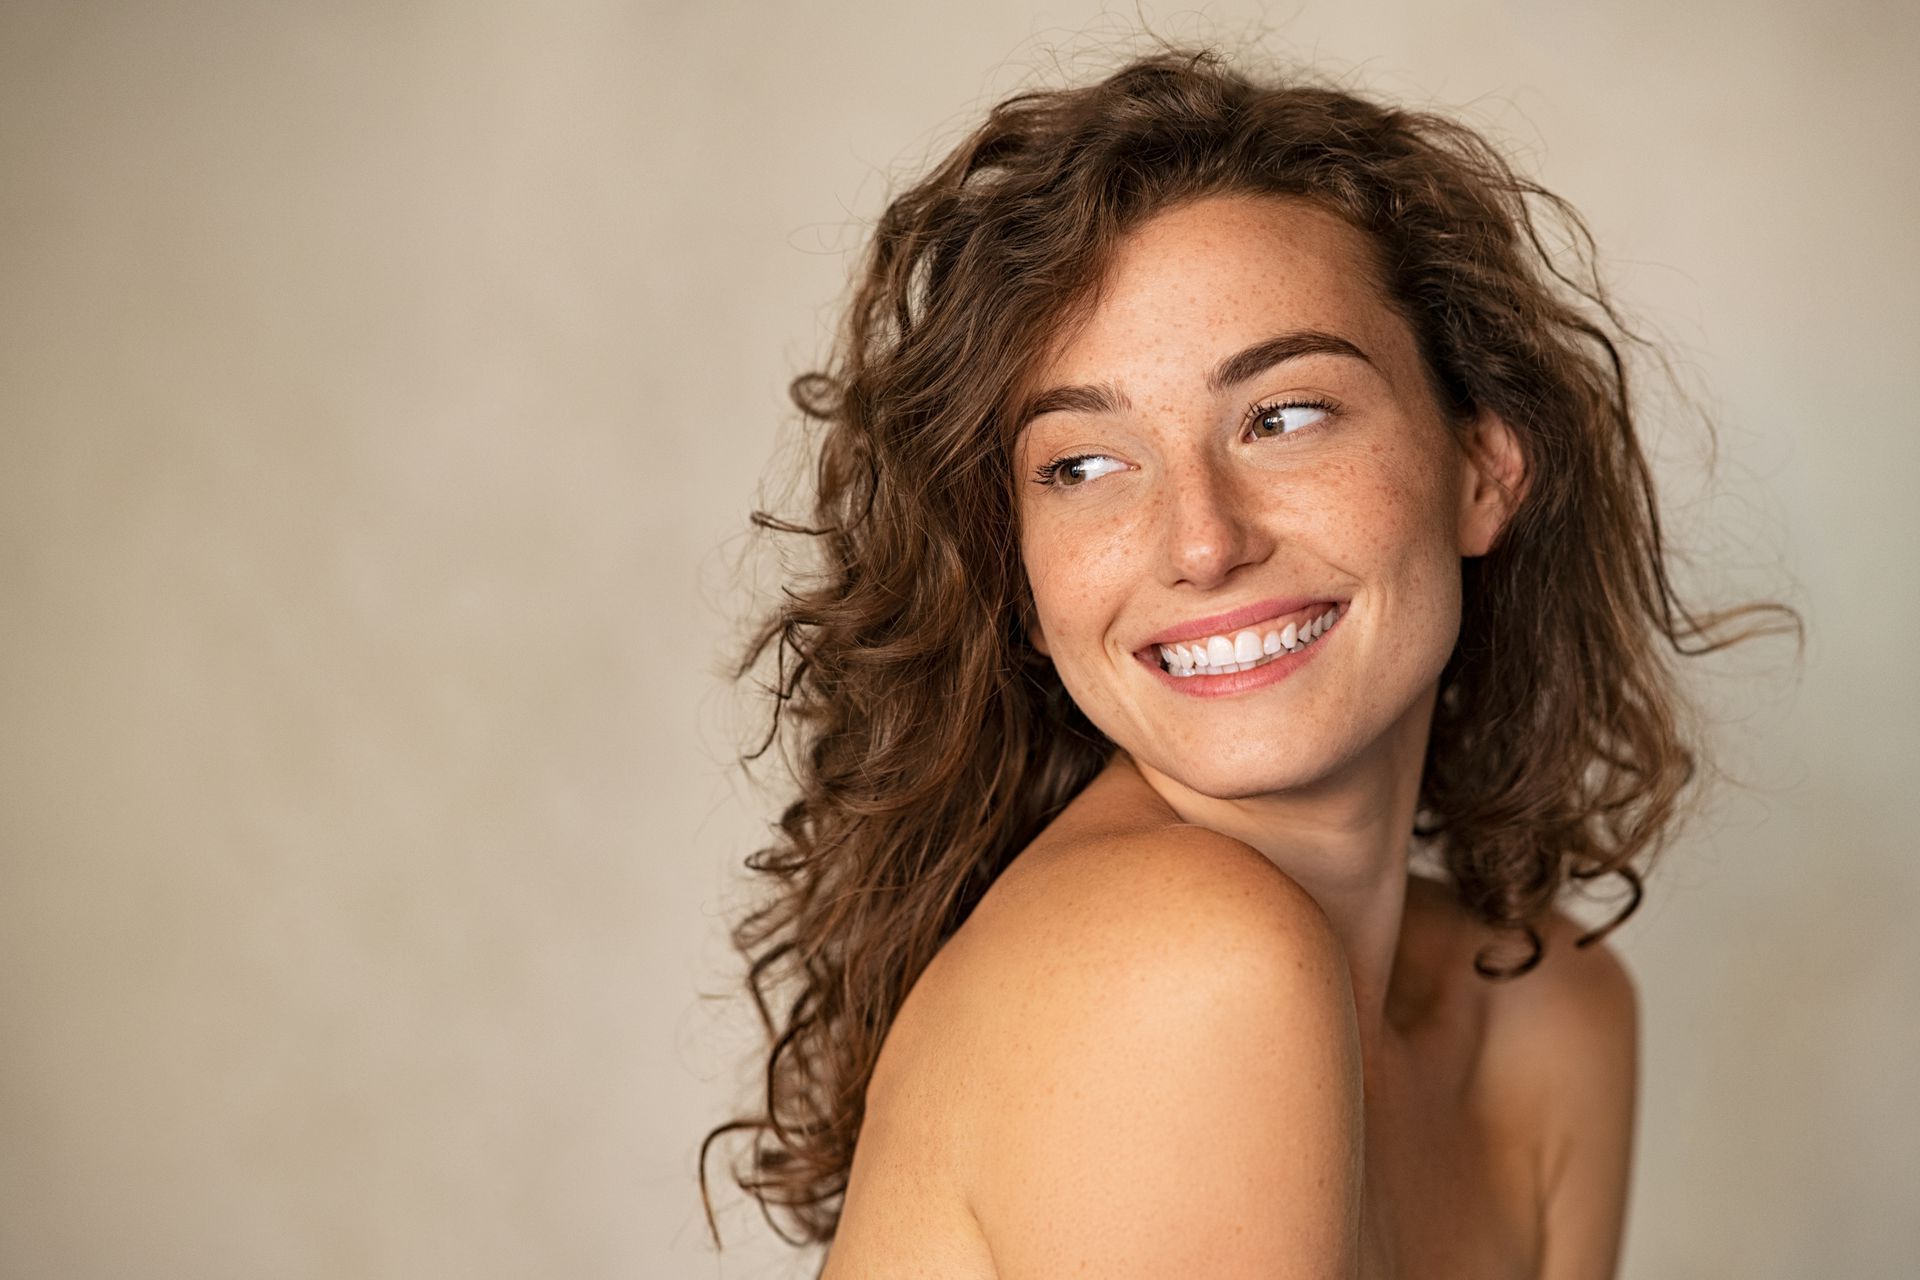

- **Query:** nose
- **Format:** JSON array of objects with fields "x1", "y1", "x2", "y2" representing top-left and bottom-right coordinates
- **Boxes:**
[{"x1": 1157, "y1": 452, "x2": 1273, "y2": 589}]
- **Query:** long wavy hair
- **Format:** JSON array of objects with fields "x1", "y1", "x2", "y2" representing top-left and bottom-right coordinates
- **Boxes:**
[{"x1": 698, "y1": 44, "x2": 1797, "y2": 1253}]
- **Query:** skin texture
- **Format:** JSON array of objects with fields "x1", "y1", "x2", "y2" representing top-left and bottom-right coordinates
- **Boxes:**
[
  {"x1": 819, "y1": 193, "x2": 1637, "y2": 1278},
  {"x1": 961, "y1": 821, "x2": 1367, "y2": 1278}
]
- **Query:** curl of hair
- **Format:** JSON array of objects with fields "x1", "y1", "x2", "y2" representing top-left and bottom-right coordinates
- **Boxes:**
[{"x1": 698, "y1": 45, "x2": 1800, "y2": 1252}]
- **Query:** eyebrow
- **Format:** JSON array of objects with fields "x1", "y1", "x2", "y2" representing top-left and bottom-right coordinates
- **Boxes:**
[{"x1": 1015, "y1": 328, "x2": 1376, "y2": 429}]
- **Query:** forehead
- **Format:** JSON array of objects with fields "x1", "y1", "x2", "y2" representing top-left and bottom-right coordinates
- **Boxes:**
[{"x1": 1025, "y1": 193, "x2": 1403, "y2": 392}]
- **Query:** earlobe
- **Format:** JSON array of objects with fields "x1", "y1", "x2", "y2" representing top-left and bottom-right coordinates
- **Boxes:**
[{"x1": 1457, "y1": 409, "x2": 1528, "y2": 557}]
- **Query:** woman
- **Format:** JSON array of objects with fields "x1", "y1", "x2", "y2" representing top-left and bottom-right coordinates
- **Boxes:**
[{"x1": 700, "y1": 46, "x2": 1792, "y2": 1278}]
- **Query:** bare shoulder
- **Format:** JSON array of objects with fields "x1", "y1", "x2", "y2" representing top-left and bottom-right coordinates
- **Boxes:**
[
  {"x1": 1483, "y1": 905, "x2": 1640, "y2": 1105},
  {"x1": 983, "y1": 818, "x2": 1354, "y2": 973},
  {"x1": 1478, "y1": 902, "x2": 1638, "y2": 1052},
  {"x1": 948, "y1": 759, "x2": 1360, "y2": 1044},
  {"x1": 1480, "y1": 905, "x2": 1639, "y2": 1169},
  {"x1": 939, "y1": 822, "x2": 1366, "y2": 1277},
  {"x1": 1477, "y1": 904, "x2": 1641, "y2": 1280},
  {"x1": 1404, "y1": 877, "x2": 1637, "y2": 1076}
]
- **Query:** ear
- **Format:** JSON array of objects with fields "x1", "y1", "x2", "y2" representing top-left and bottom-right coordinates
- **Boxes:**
[{"x1": 1456, "y1": 408, "x2": 1527, "y2": 557}]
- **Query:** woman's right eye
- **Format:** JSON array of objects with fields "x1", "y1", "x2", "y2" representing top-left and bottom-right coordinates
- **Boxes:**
[{"x1": 1032, "y1": 454, "x2": 1127, "y2": 488}]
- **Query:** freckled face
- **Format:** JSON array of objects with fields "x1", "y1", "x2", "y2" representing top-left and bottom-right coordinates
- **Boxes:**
[{"x1": 1014, "y1": 193, "x2": 1510, "y2": 800}]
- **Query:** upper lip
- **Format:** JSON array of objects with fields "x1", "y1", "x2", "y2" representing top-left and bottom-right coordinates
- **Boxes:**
[{"x1": 1136, "y1": 595, "x2": 1342, "y2": 650}]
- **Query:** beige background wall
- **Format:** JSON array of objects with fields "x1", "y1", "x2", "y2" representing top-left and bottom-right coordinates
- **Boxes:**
[{"x1": 1, "y1": 1, "x2": 1914, "y2": 1276}]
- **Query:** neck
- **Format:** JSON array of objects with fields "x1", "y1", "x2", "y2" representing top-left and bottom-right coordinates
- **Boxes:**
[{"x1": 1124, "y1": 685, "x2": 1436, "y2": 1057}]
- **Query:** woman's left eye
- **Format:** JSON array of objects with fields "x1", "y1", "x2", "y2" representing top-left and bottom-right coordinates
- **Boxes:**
[{"x1": 1247, "y1": 399, "x2": 1334, "y2": 439}]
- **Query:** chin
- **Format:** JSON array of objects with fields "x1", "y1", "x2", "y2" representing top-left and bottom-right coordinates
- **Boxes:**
[{"x1": 1134, "y1": 739, "x2": 1361, "y2": 801}]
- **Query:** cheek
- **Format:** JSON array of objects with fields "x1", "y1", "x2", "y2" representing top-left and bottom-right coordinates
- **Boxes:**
[
  {"x1": 1349, "y1": 447, "x2": 1466, "y2": 652},
  {"x1": 1289, "y1": 443, "x2": 1460, "y2": 653},
  {"x1": 1289, "y1": 443, "x2": 1450, "y2": 565},
  {"x1": 1348, "y1": 433, "x2": 1460, "y2": 555},
  {"x1": 1021, "y1": 505, "x2": 1147, "y2": 644}
]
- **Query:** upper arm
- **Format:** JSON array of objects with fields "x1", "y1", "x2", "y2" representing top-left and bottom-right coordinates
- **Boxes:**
[
  {"x1": 1518, "y1": 913, "x2": 1641, "y2": 1280},
  {"x1": 960, "y1": 831, "x2": 1366, "y2": 1280}
]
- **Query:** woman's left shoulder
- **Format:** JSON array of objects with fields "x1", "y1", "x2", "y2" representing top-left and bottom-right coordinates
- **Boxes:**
[
  {"x1": 1481, "y1": 904, "x2": 1640, "y2": 1081},
  {"x1": 1406, "y1": 876, "x2": 1638, "y2": 1047},
  {"x1": 1474, "y1": 902, "x2": 1640, "y2": 1277}
]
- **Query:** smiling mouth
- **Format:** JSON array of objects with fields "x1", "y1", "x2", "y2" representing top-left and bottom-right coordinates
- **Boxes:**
[{"x1": 1148, "y1": 603, "x2": 1342, "y2": 677}]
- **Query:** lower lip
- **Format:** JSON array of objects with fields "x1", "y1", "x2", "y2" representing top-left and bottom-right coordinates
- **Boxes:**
[{"x1": 1135, "y1": 612, "x2": 1341, "y2": 698}]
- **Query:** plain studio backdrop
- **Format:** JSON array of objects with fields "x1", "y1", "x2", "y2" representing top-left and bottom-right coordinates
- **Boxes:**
[{"x1": 1, "y1": 1, "x2": 1914, "y2": 1276}]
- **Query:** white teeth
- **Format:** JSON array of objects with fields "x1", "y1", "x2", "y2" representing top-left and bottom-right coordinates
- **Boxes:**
[{"x1": 1154, "y1": 604, "x2": 1344, "y2": 677}]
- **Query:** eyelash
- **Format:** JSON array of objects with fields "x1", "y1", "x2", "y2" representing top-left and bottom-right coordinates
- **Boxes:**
[{"x1": 1028, "y1": 396, "x2": 1341, "y2": 488}]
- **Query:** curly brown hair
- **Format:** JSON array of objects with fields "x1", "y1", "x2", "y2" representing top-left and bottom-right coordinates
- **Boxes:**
[{"x1": 697, "y1": 44, "x2": 1797, "y2": 1255}]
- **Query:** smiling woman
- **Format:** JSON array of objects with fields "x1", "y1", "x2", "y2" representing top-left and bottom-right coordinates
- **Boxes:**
[
  {"x1": 700, "y1": 45, "x2": 1796, "y2": 1279},
  {"x1": 1013, "y1": 196, "x2": 1527, "y2": 806}
]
